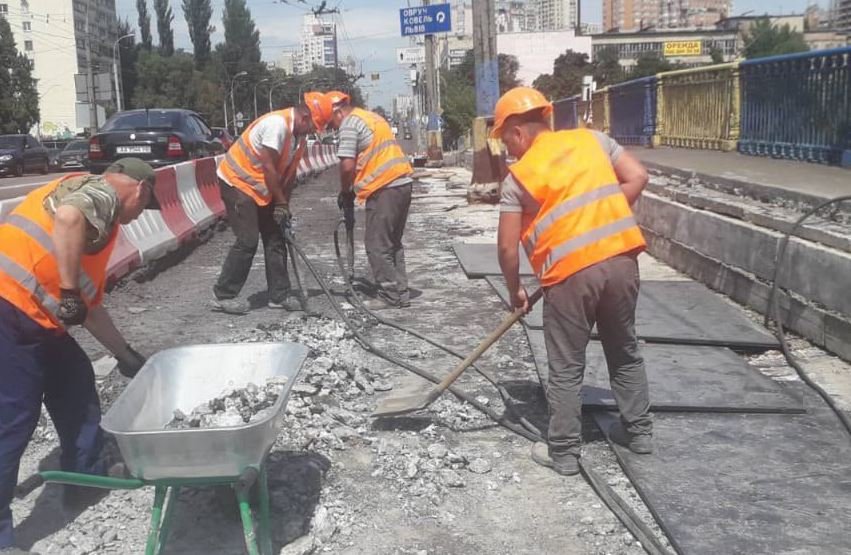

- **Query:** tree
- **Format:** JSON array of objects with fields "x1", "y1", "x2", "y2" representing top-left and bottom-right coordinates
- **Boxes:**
[
  {"x1": 154, "y1": 0, "x2": 175, "y2": 56},
  {"x1": 0, "y1": 16, "x2": 39, "y2": 133},
  {"x1": 532, "y1": 49, "x2": 592, "y2": 99},
  {"x1": 709, "y1": 46, "x2": 724, "y2": 64},
  {"x1": 630, "y1": 52, "x2": 673, "y2": 79},
  {"x1": 116, "y1": 18, "x2": 139, "y2": 111},
  {"x1": 373, "y1": 106, "x2": 387, "y2": 119},
  {"x1": 133, "y1": 50, "x2": 207, "y2": 109},
  {"x1": 593, "y1": 47, "x2": 623, "y2": 87},
  {"x1": 742, "y1": 18, "x2": 809, "y2": 59},
  {"x1": 498, "y1": 53, "x2": 520, "y2": 93},
  {"x1": 218, "y1": 0, "x2": 263, "y2": 121},
  {"x1": 183, "y1": 0, "x2": 213, "y2": 66},
  {"x1": 137, "y1": 0, "x2": 153, "y2": 50}
]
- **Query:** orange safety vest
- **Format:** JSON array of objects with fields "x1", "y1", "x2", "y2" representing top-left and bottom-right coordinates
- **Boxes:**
[
  {"x1": 349, "y1": 108, "x2": 413, "y2": 202},
  {"x1": 509, "y1": 129, "x2": 646, "y2": 287},
  {"x1": 0, "y1": 176, "x2": 118, "y2": 330},
  {"x1": 217, "y1": 108, "x2": 296, "y2": 206}
]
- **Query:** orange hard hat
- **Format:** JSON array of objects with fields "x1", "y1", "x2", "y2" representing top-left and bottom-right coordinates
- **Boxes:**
[
  {"x1": 304, "y1": 91, "x2": 333, "y2": 132},
  {"x1": 491, "y1": 86, "x2": 553, "y2": 138},
  {"x1": 325, "y1": 90, "x2": 351, "y2": 108}
]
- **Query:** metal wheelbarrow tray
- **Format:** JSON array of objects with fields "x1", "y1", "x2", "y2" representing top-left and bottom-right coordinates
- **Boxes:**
[
  {"x1": 102, "y1": 342, "x2": 309, "y2": 480},
  {"x1": 41, "y1": 342, "x2": 309, "y2": 555}
]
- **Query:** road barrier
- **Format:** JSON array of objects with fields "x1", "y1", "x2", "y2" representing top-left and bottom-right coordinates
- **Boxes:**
[
  {"x1": 0, "y1": 145, "x2": 340, "y2": 285},
  {"x1": 590, "y1": 87, "x2": 610, "y2": 133},
  {"x1": 654, "y1": 62, "x2": 740, "y2": 151},
  {"x1": 608, "y1": 77, "x2": 657, "y2": 146},
  {"x1": 738, "y1": 47, "x2": 851, "y2": 165}
]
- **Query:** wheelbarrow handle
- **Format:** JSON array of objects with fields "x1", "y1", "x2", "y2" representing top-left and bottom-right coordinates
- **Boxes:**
[{"x1": 40, "y1": 470, "x2": 145, "y2": 490}]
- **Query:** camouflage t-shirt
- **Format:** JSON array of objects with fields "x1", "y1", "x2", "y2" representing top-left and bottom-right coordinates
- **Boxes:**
[{"x1": 43, "y1": 175, "x2": 121, "y2": 254}]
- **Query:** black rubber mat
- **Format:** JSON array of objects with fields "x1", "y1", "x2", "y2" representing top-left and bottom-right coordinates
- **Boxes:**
[
  {"x1": 453, "y1": 242, "x2": 534, "y2": 278},
  {"x1": 593, "y1": 401, "x2": 851, "y2": 554},
  {"x1": 486, "y1": 276, "x2": 780, "y2": 350},
  {"x1": 526, "y1": 332, "x2": 802, "y2": 413}
]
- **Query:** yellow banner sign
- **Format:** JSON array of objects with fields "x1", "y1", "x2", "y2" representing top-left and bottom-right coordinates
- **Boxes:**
[{"x1": 663, "y1": 41, "x2": 702, "y2": 57}]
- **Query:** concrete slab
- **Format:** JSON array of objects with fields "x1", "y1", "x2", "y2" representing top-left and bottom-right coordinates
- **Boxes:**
[
  {"x1": 594, "y1": 397, "x2": 851, "y2": 555},
  {"x1": 487, "y1": 276, "x2": 779, "y2": 350},
  {"x1": 632, "y1": 146, "x2": 851, "y2": 203},
  {"x1": 526, "y1": 333, "x2": 801, "y2": 413}
]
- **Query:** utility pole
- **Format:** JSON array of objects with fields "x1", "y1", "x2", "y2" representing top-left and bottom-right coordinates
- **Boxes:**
[
  {"x1": 85, "y1": 5, "x2": 98, "y2": 134},
  {"x1": 423, "y1": 0, "x2": 443, "y2": 162},
  {"x1": 469, "y1": 0, "x2": 501, "y2": 202}
]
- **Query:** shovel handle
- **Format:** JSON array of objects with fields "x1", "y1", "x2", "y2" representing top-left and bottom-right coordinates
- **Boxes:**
[{"x1": 435, "y1": 288, "x2": 543, "y2": 392}]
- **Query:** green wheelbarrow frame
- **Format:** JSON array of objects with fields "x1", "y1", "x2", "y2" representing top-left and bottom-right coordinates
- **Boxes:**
[{"x1": 41, "y1": 464, "x2": 273, "y2": 555}]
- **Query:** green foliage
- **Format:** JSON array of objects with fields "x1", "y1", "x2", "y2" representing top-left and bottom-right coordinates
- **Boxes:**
[
  {"x1": 630, "y1": 52, "x2": 673, "y2": 79},
  {"x1": 742, "y1": 19, "x2": 809, "y2": 59},
  {"x1": 137, "y1": 0, "x2": 153, "y2": 50},
  {"x1": 709, "y1": 46, "x2": 724, "y2": 64},
  {"x1": 0, "y1": 16, "x2": 39, "y2": 133},
  {"x1": 532, "y1": 50, "x2": 592, "y2": 99},
  {"x1": 182, "y1": 0, "x2": 213, "y2": 66},
  {"x1": 593, "y1": 47, "x2": 624, "y2": 88},
  {"x1": 132, "y1": 51, "x2": 213, "y2": 113},
  {"x1": 154, "y1": 0, "x2": 175, "y2": 56},
  {"x1": 218, "y1": 0, "x2": 263, "y2": 120},
  {"x1": 117, "y1": 18, "x2": 139, "y2": 111}
]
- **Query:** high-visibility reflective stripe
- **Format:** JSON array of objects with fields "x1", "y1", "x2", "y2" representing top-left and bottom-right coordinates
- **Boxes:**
[
  {"x1": 0, "y1": 252, "x2": 61, "y2": 316},
  {"x1": 357, "y1": 139, "x2": 399, "y2": 171},
  {"x1": 542, "y1": 216, "x2": 638, "y2": 274},
  {"x1": 353, "y1": 156, "x2": 410, "y2": 194},
  {"x1": 5, "y1": 214, "x2": 99, "y2": 302},
  {"x1": 522, "y1": 184, "x2": 622, "y2": 253},
  {"x1": 223, "y1": 139, "x2": 269, "y2": 196}
]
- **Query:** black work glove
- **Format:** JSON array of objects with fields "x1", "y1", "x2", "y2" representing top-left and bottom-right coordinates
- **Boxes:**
[
  {"x1": 117, "y1": 345, "x2": 146, "y2": 378},
  {"x1": 337, "y1": 191, "x2": 355, "y2": 210},
  {"x1": 57, "y1": 288, "x2": 88, "y2": 326},
  {"x1": 272, "y1": 203, "x2": 291, "y2": 227}
]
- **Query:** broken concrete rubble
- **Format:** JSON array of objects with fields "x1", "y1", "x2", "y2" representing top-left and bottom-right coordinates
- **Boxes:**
[{"x1": 165, "y1": 377, "x2": 287, "y2": 429}]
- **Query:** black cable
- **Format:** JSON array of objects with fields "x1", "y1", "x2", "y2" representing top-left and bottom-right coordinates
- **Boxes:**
[{"x1": 765, "y1": 195, "x2": 851, "y2": 438}]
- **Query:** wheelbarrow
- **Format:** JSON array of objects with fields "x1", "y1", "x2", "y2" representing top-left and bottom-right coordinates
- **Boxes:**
[{"x1": 40, "y1": 342, "x2": 309, "y2": 555}]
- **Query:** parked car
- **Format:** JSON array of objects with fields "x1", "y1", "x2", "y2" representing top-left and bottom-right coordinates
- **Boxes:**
[
  {"x1": 51, "y1": 139, "x2": 90, "y2": 172},
  {"x1": 211, "y1": 127, "x2": 235, "y2": 151},
  {"x1": 0, "y1": 134, "x2": 50, "y2": 177},
  {"x1": 86, "y1": 109, "x2": 225, "y2": 173}
]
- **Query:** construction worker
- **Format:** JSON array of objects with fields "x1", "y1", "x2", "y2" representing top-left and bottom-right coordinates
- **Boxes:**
[
  {"x1": 0, "y1": 159, "x2": 156, "y2": 552},
  {"x1": 493, "y1": 87, "x2": 653, "y2": 476},
  {"x1": 326, "y1": 90, "x2": 415, "y2": 309},
  {"x1": 213, "y1": 92, "x2": 333, "y2": 314}
]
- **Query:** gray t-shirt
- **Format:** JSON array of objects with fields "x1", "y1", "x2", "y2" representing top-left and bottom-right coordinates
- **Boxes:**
[
  {"x1": 337, "y1": 113, "x2": 412, "y2": 189},
  {"x1": 500, "y1": 130, "x2": 624, "y2": 214}
]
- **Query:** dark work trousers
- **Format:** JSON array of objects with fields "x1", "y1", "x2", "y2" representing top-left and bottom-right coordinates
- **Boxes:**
[
  {"x1": 213, "y1": 179, "x2": 291, "y2": 304},
  {"x1": 0, "y1": 297, "x2": 103, "y2": 549},
  {"x1": 364, "y1": 183, "x2": 412, "y2": 304},
  {"x1": 542, "y1": 253, "x2": 652, "y2": 458}
]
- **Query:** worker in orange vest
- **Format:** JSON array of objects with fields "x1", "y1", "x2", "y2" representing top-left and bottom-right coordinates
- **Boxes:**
[
  {"x1": 213, "y1": 92, "x2": 333, "y2": 314},
  {"x1": 493, "y1": 87, "x2": 653, "y2": 476},
  {"x1": 0, "y1": 159, "x2": 157, "y2": 551},
  {"x1": 326, "y1": 90, "x2": 415, "y2": 309}
]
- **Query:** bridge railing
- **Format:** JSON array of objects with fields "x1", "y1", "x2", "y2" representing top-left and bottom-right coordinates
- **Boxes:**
[
  {"x1": 608, "y1": 76, "x2": 657, "y2": 146},
  {"x1": 738, "y1": 47, "x2": 851, "y2": 165},
  {"x1": 654, "y1": 62, "x2": 740, "y2": 151},
  {"x1": 552, "y1": 95, "x2": 580, "y2": 130},
  {"x1": 590, "y1": 87, "x2": 610, "y2": 133}
]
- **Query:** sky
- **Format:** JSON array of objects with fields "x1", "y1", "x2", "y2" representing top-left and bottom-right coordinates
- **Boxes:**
[{"x1": 115, "y1": 0, "x2": 829, "y2": 110}]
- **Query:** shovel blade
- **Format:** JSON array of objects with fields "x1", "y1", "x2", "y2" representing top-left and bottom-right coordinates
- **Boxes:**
[{"x1": 372, "y1": 389, "x2": 437, "y2": 417}]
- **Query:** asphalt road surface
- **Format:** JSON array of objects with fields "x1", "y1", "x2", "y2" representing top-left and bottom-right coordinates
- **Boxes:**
[{"x1": 0, "y1": 172, "x2": 65, "y2": 200}]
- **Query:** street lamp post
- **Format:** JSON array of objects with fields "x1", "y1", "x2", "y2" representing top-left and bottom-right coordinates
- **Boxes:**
[
  {"x1": 268, "y1": 80, "x2": 288, "y2": 112},
  {"x1": 112, "y1": 33, "x2": 134, "y2": 112},
  {"x1": 253, "y1": 78, "x2": 270, "y2": 120},
  {"x1": 230, "y1": 71, "x2": 248, "y2": 135}
]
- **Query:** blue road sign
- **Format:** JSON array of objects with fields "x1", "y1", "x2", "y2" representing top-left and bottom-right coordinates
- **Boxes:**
[{"x1": 400, "y1": 4, "x2": 452, "y2": 36}]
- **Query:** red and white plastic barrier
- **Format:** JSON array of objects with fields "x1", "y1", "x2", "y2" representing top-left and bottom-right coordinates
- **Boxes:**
[{"x1": 0, "y1": 146, "x2": 339, "y2": 285}]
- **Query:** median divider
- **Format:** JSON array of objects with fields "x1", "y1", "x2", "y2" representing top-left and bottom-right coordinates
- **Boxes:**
[{"x1": 2, "y1": 148, "x2": 339, "y2": 285}]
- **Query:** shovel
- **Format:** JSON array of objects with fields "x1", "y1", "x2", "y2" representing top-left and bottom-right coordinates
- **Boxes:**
[{"x1": 372, "y1": 288, "x2": 543, "y2": 417}]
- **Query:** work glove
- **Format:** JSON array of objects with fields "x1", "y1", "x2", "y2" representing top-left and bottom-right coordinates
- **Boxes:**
[
  {"x1": 57, "y1": 288, "x2": 88, "y2": 326},
  {"x1": 272, "y1": 203, "x2": 291, "y2": 227},
  {"x1": 337, "y1": 191, "x2": 355, "y2": 210},
  {"x1": 117, "y1": 345, "x2": 146, "y2": 378}
]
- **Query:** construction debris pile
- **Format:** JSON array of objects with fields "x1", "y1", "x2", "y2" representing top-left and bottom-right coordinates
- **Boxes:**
[{"x1": 165, "y1": 376, "x2": 289, "y2": 429}]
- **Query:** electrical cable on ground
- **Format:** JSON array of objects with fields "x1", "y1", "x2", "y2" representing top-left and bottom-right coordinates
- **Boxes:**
[{"x1": 765, "y1": 194, "x2": 851, "y2": 439}]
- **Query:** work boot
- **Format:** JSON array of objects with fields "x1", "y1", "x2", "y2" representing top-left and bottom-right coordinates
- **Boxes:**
[
  {"x1": 530, "y1": 442, "x2": 580, "y2": 476},
  {"x1": 267, "y1": 295, "x2": 302, "y2": 311},
  {"x1": 211, "y1": 298, "x2": 250, "y2": 315},
  {"x1": 608, "y1": 422, "x2": 653, "y2": 455}
]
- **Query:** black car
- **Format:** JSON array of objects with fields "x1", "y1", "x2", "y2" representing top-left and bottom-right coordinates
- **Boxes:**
[
  {"x1": 51, "y1": 139, "x2": 90, "y2": 172},
  {"x1": 86, "y1": 109, "x2": 225, "y2": 173},
  {"x1": 0, "y1": 134, "x2": 50, "y2": 177}
]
